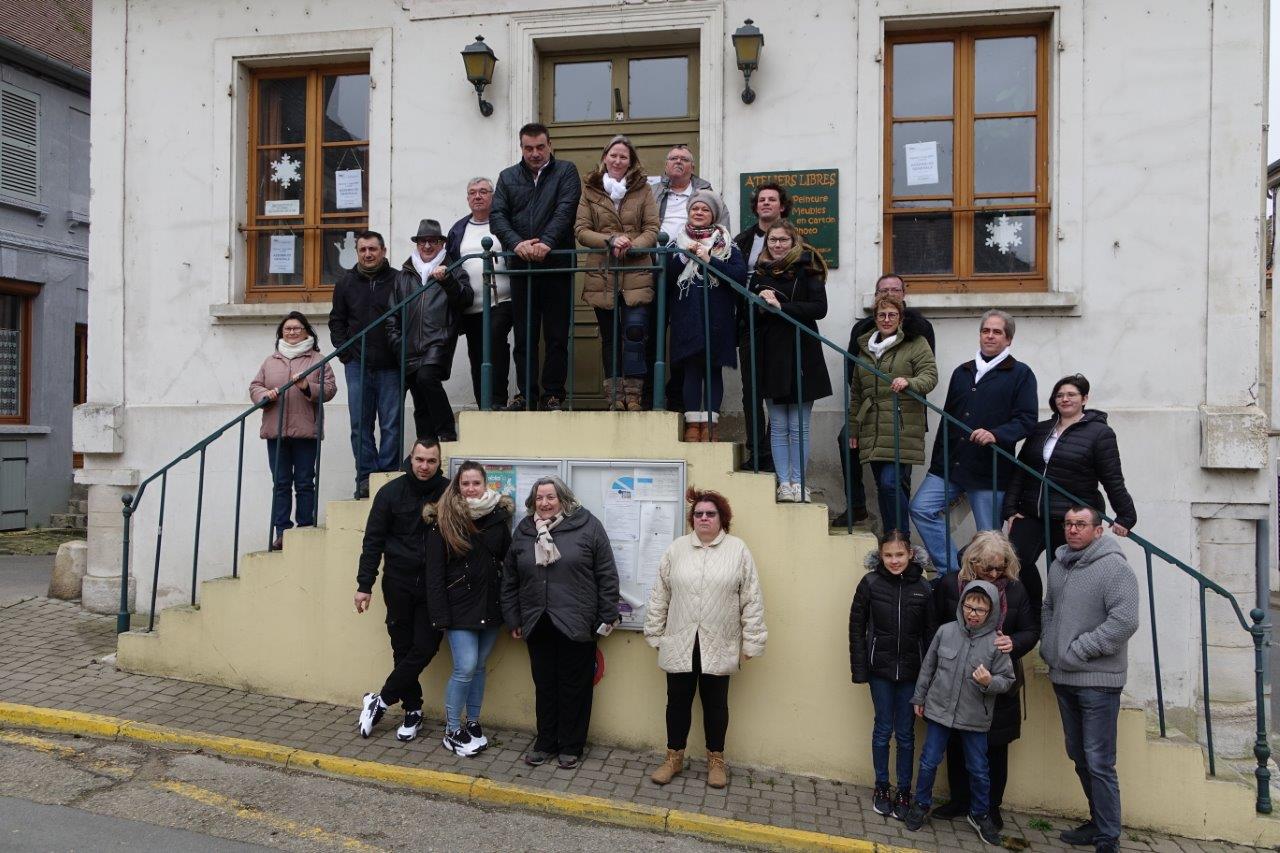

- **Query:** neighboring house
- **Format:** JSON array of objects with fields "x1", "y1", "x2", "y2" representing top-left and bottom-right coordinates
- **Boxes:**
[{"x1": 0, "y1": 1, "x2": 90, "y2": 530}]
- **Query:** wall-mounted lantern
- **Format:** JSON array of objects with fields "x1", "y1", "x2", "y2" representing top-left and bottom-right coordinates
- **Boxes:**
[
  {"x1": 731, "y1": 19, "x2": 764, "y2": 104},
  {"x1": 461, "y1": 35, "x2": 498, "y2": 117}
]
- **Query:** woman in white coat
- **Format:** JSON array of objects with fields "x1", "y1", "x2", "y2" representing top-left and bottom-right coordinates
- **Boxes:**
[{"x1": 644, "y1": 488, "x2": 767, "y2": 789}]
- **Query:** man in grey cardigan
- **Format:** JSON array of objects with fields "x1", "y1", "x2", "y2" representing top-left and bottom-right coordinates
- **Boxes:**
[{"x1": 1040, "y1": 506, "x2": 1140, "y2": 853}]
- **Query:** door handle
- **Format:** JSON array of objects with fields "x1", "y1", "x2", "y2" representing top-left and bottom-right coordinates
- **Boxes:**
[{"x1": 614, "y1": 87, "x2": 624, "y2": 121}]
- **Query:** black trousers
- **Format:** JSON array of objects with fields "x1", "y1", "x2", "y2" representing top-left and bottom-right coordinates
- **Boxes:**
[
  {"x1": 458, "y1": 302, "x2": 514, "y2": 409},
  {"x1": 738, "y1": 341, "x2": 773, "y2": 470},
  {"x1": 1006, "y1": 514, "x2": 1063, "y2": 609},
  {"x1": 945, "y1": 739, "x2": 1010, "y2": 813},
  {"x1": 378, "y1": 573, "x2": 443, "y2": 712},
  {"x1": 525, "y1": 614, "x2": 597, "y2": 757},
  {"x1": 836, "y1": 426, "x2": 868, "y2": 512},
  {"x1": 408, "y1": 363, "x2": 455, "y2": 442},
  {"x1": 509, "y1": 267, "x2": 571, "y2": 403},
  {"x1": 665, "y1": 640, "x2": 731, "y2": 752}
]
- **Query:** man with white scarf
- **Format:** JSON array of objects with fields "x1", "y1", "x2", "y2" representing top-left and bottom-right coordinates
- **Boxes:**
[
  {"x1": 909, "y1": 310, "x2": 1037, "y2": 580},
  {"x1": 386, "y1": 219, "x2": 473, "y2": 443}
]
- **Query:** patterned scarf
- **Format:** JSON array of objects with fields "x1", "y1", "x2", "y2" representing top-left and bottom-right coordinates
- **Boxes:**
[
  {"x1": 673, "y1": 224, "x2": 732, "y2": 297},
  {"x1": 534, "y1": 512, "x2": 565, "y2": 566}
]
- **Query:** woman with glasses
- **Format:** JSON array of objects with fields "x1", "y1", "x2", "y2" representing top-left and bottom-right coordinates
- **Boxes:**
[
  {"x1": 249, "y1": 311, "x2": 337, "y2": 551},
  {"x1": 644, "y1": 488, "x2": 766, "y2": 790},
  {"x1": 748, "y1": 220, "x2": 833, "y2": 502},
  {"x1": 930, "y1": 531, "x2": 1039, "y2": 831},
  {"x1": 1001, "y1": 374, "x2": 1136, "y2": 608},
  {"x1": 848, "y1": 292, "x2": 938, "y2": 530}
]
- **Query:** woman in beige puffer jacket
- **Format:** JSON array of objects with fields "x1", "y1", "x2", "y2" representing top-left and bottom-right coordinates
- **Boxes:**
[{"x1": 644, "y1": 488, "x2": 766, "y2": 790}]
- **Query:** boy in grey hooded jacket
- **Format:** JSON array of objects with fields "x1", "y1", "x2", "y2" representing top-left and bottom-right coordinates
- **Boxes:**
[{"x1": 905, "y1": 580, "x2": 1014, "y2": 840}]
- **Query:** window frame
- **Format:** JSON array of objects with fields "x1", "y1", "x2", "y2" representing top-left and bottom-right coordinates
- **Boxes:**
[
  {"x1": 882, "y1": 24, "x2": 1051, "y2": 293},
  {"x1": 243, "y1": 62, "x2": 370, "y2": 302},
  {"x1": 0, "y1": 280, "x2": 36, "y2": 426}
]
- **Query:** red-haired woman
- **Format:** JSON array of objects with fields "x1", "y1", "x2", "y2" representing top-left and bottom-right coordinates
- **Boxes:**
[{"x1": 644, "y1": 488, "x2": 767, "y2": 790}]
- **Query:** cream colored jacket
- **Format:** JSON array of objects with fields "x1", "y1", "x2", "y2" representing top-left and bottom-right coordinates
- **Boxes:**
[{"x1": 644, "y1": 531, "x2": 767, "y2": 675}]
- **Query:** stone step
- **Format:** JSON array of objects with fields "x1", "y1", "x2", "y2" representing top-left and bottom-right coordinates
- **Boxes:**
[{"x1": 49, "y1": 513, "x2": 87, "y2": 530}]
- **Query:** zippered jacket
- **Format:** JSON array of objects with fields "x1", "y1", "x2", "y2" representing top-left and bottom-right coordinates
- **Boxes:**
[
  {"x1": 423, "y1": 496, "x2": 514, "y2": 631},
  {"x1": 355, "y1": 460, "x2": 449, "y2": 594},
  {"x1": 849, "y1": 548, "x2": 937, "y2": 683},
  {"x1": 490, "y1": 155, "x2": 583, "y2": 254}
]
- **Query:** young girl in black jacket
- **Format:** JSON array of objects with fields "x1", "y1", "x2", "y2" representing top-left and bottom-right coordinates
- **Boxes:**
[{"x1": 849, "y1": 530, "x2": 938, "y2": 821}]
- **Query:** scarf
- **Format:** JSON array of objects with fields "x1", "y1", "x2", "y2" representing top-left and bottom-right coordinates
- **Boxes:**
[
  {"x1": 534, "y1": 512, "x2": 565, "y2": 566},
  {"x1": 973, "y1": 346, "x2": 1012, "y2": 383},
  {"x1": 410, "y1": 247, "x2": 446, "y2": 285},
  {"x1": 602, "y1": 173, "x2": 628, "y2": 207},
  {"x1": 756, "y1": 243, "x2": 802, "y2": 278},
  {"x1": 674, "y1": 224, "x2": 732, "y2": 297},
  {"x1": 865, "y1": 331, "x2": 898, "y2": 360},
  {"x1": 465, "y1": 488, "x2": 501, "y2": 520},
  {"x1": 277, "y1": 336, "x2": 315, "y2": 359},
  {"x1": 959, "y1": 575, "x2": 1010, "y2": 631}
]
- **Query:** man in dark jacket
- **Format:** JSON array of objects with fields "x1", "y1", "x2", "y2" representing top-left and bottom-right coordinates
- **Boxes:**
[
  {"x1": 353, "y1": 437, "x2": 449, "y2": 743},
  {"x1": 386, "y1": 219, "x2": 473, "y2": 443},
  {"x1": 329, "y1": 230, "x2": 401, "y2": 499},
  {"x1": 832, "y1": 274, "x2": 936, "y2": 528},
  {"x1": 490, "y1": 123, "x2": 582, "y2": 411},
  {"x1": 909, "y1": 310, "x2": 1036, "y2": 577}
]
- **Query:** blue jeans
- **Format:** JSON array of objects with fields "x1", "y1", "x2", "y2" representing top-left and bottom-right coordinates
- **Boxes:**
[
  {"x1": 444, "y1": 628, "x2": 500, "y2": 731},
  {"x1": 679, "y1": 357, "x2": 723, "y2": 415},
  {"x1": 343, "y1": 361, "x2": 402, "y2": 487},
  {"x1": 909, "y1": 473, "x2": 1004, "y2": 576},
  {"x1": 868, "y1": 677, "x2": 916, "y2": 790},
  {"x1": 870, "y1": 461, "x2": 912, "y2": 536},
  {"x1": 767, "y1": 400, "x2": 813, "y2": 484},
  {"x1": 1054, "y1": 684, "x2": 1122, "y2": 844},
  {"x1": 266, "y1": 437, "x2": 318, "y2": 539},
  {"x1": 915, "y1": 720, "x2": 989, "y2": 816}
]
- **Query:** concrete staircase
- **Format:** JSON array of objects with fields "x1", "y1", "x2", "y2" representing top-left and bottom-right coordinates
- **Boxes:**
[{"x1": 48, "y1": 484, "x2": 87, "y2": 530}]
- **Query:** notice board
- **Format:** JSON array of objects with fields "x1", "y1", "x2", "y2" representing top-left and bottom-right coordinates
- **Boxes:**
[{"x1": 739, "y1": 169, "x2": 839, "y2": 268}]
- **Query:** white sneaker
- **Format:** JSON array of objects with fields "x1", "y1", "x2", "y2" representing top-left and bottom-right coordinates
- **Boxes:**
[
  {"x1": 396, "y1": 710, "x2": 423, "y2": 742},
  {"x1": 797, "y1": 484, "x2": 812, "y2": 503},
  {"x1": 443, "y1": 726, "x2": 480, "y2": 756},
  {"x1": 357, "y1": 692, "x2": 386, "y2": 738},
  {"x1": 465, "y1": 721, "x2": 489, "y2": 751},
  {"x1": 776, "y1": 482, "x2": 796, "y2": 502}
]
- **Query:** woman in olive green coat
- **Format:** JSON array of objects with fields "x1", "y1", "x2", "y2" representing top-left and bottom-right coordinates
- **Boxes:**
[{"x1": 848, "y1": 293, "x2": 937, "y2": 535}]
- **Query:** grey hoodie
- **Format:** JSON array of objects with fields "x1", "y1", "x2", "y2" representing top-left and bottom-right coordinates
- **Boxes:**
[{"x1": 911, "y1": 579, "x2": 1015, "y2": 732}]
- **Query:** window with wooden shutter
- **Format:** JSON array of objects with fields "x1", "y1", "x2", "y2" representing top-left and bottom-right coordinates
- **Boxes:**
[{"x1": 0, "y1": 85, "x2": 39, "y2": 203}]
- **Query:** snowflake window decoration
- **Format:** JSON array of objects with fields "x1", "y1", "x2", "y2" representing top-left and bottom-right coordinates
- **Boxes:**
[
  {"x1": 270, "y1": 153, "x2": 302, "y2": 189},
  {"x1": 983, "y1": 214, "x2": 1024, "y2": 255}
]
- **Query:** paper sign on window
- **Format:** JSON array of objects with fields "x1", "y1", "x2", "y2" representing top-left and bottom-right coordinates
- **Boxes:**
[
  {"x1": 904, "y1": 141, "x2": 939, "y2": 186},
  {"x1": 268, "y1": 235, "x2": 296, "y2": 275},
  {"x1": 335, "y1": 169, "x2": 364, "y2": 210},
  {"x1": 264, "y1": 199, "x2": 300, "y2": 216}
]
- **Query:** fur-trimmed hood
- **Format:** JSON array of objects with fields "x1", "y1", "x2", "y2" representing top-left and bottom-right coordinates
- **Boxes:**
[{"x1": 863, "y1": 545, "x2": 933, "y2": 582}]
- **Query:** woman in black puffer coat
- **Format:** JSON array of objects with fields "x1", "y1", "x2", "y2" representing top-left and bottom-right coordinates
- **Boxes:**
[
  {"x1": 425, "y1": 461, "x2": 514, "y2": 757},
  {"x1": 1001, "y1": 374, "x2": 1136, "y2": 608},
  {"x1": 931, "y1": 531, "x2": 1039, "y2": 831}
]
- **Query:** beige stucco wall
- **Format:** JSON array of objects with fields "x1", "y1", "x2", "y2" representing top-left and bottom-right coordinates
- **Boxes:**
[{"x1": 117, "y1": 412, "x2": 1280, "y2": 846}]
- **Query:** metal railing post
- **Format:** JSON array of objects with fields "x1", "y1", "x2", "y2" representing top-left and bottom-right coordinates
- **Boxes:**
[
  {"x1": 842, "y1": 357, "x2": 853, "y2": 533},
  {"x1": 191, "y1": 447, "x2": 207, "y2": 607},
  {"x1": 148, "y1": 472, "x2": 168, "y2": 632},
  {"x1": 702, "y1": 263, "x2": 712, "y2": 430},
  {"x1": 1251, "y1": 607, "x2": 1273, "y2": 813},
  {"x1": 749, "y1": 294, "x2": 760, "y2": 471},
  {"x1": 567, "y1": 265, "x2": 576, "y2": 410},
  {"x1": 653, "y1": 235, "x2": 669, "y2": 411},
  {"x1": 399, "y1": 302, "x2": 408, "y2": 445},
  {"x1": 796, "y1": 327, "x2": 805, "y2": 499},
  {"x1": 892, "y1": 392, "x2": 902, "y2": 532},
  {"x1": 480, "y1": 236, "x2": 494, "y2": 411},
  {"x1": 117, "y1": 494, "x2": 134, "y2": 634},
  {"x1": 232, "y1": 421, "x2": 245, "y2": 579},
  {"x1": 1200, "y1": 586, "x2": 1216, "y2": 775},
  {"x1": 1146, "y1": 550, "x2": 1166, "y2": 737}
]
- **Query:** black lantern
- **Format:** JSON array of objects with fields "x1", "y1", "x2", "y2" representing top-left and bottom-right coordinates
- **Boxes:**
[
  {"x1": 731, "y1": 19, "x2": 764, "y2": 104},
  {"x1": 461, "y1": 34, "x2": 498, "y2": 117}
]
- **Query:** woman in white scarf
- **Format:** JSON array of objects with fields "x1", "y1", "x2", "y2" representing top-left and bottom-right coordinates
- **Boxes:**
[{"x1": 248, "y1": 312, "x2": 337, "y2": 550}]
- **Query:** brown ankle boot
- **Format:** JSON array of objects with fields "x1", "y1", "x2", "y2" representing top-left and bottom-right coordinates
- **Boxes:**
[
  {"x1": 603, "y1": 378, "x2": 625, "y2": 411},
  {"x1": 650, "y1": 748, "x2": 684, "y2": 785},
  {"x1": 683, "y1": 422, "x2": 700, "y2": 442},
  {"x1": 623, "y1": 378, "x2": 644, "y2": 411},
  {"x1": 706, "y1": 751, "x2": 728, "y2": 788}
]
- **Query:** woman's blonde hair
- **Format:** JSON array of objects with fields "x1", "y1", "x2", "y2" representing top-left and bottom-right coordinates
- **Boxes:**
[
  {"x1": 958, "y1": 530, "x2": 1021, "y2": 582},
  {"x1": 436, "y1": 460, "x2": 486, "y2": 557}
]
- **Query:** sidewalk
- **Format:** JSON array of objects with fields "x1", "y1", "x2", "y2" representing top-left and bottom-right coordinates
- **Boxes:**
[{"x1": 0, "y1": 597, "x2": 1265, "y2": 853}]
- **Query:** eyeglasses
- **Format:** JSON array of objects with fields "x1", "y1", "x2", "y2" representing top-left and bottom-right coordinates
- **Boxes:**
[
  {"x1": 467, "y1": 188, "x2": 492, "y2": 196},
  {"x1": 666, "y1": 155, "x2": 693, "y2": 163},
  {"x1": 875, "y1": 311, "x2": 901, "y2": 320},
  {"x1": 692, "y1": 510, "x2": 719, "y2": 518},
  {"x1": 281, "y1": 326, "x2": 306, "y2": 334},
  {"x1": 981, "y1": 563, "x2": 1005, "y2": 574},
  {"x1": 765, "y1": 237, "x2": 792, "y2": 245},
  {"x1": 962, "y1": 604, "x2": 991, "y2": 616},
  {"x1": 1063, "y1": 520, "x2": 1097, "y2": 530},
  {"x1": 416, "y1": 238, "x2": 445, "y2": 245}
]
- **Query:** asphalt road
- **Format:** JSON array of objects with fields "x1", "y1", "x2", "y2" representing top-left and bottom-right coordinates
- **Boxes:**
[
  {"x1": 0, "y1": 729, "x2": 737, "y2": 852},
  {"x1": 0, "y1": 555, "x2": 52, "y2": 606}
]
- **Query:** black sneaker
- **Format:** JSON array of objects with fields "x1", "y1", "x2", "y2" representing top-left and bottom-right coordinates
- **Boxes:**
[
  {"x1": 903, "y1": 802, "x2": 929, "y2": 831},
  {"x1": 465, "y1": 720, "x2": 488, "y2": 751},
  {"x1": 556, "y1": 753, "x2": 579, "y2": 769},
  {"x1": 357, "y1": 692, "x2": 385, "y2": 738},
  {"x1": 523, "y1": 749, "x2": 551, "y2": 766},
  {"x1": 872, "y1": 782, "x2": 892, "y2": 816},
  {"x1": 1059, "y1": 821, "x2": 1099, "y2": 846},
  {"x1": 354, "y1": 481, "x2": 369, "y2": 500},
  {"x1": 443, "y1": 726, "x2": 478, "y2": 756},
  {"x1": 990, "y1": 806, "x2": 1003, "y2": 832},
  {"x1": 931, "y1": 799, "x2": 968, "y2": 820},
  {"x1": 829, "y1": 507, "x2": 870, "y2": 528},
  {"x1": 891, "y1": 788, "x2": 912, "y2": 821},
  {"x1": 1094, "y1": 842, "x2": 1118, "y2": 853},
  {"x1": 967, "y1": 813, "x2": 1002, "y2": 846},
  {"x1": 504, "y1": 395, "x2": 529, "y2": 412},
  {"x1": 396, "y1": 710, "x2": 422, "y2": 742},
  {"x1": 542, "y1": 396, "x2": 564, "y2": 411}
]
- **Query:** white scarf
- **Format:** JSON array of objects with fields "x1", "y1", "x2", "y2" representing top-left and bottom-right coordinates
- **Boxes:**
[
  {"x1": 973, "y1": 346, "x2": 1012, "y2": 383},
  {"x1": 534, "y1": 512, "x2": 565, "y2": 566},
  {"x1": 673, "y1": 225, "x2": 733, "y2": 297},
  {"x1": 465, "y1": 488, "x2": 501, "y2": 520},
  {"x1": 277, "y1": 336, "x2": 315, "y2": 359},
  {"x1": 410, "y1": 247, "x2": 446, "y2": 285},
  {"x1": 866, "y1": 331, "x2": 899, "y2": 360},
  {"x1": 602, "y1": 173, "x2": 628, "y2": 208}
]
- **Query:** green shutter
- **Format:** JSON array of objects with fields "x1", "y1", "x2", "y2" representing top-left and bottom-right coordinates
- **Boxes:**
[{"x1": 0, "y1": 85, "x2": 39, "y2": 202}]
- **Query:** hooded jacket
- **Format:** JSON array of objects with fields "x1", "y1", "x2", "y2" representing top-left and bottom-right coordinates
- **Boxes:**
[
  {"x1": 848, "y1": 328, "x2": 938, "y2": 465},
  {"x1": 423, "y1": 495, "x2": 514, "y2": 631},
  {"x1": 1041, "y1": 534, "x2": 1140, "y2": 689},
  {"x1": 328, "y1": 260, "x2": 399, "y2": 368},
  {"x1": 574, "y1": 165, "x2": 661, "y2": 308},
  {"x1": 849, "y1": 547, "x2": 937, "y2": 684},
  {"x1": 500, "y1": 507, "x2": 621, "y2": 642},
  {"x1": 384, "y1": 257, "x2": 473, "y2": 374},
  {"x1": 911, "y1": 579, "x2": 1015, "y2": 732},
  {"x1": 355, "y1": 459, "x2": 449, "y2": 594},
  {"x1": 848, "y1": 307, "x2": 935, "y2": 355}
]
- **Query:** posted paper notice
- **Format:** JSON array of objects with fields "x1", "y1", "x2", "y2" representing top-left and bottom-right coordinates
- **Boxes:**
[
  {"x1": 634, "y1": 466, "x2": 680, "y2": 501},
  {"x1": 904, "y1": 141, "x2": 939, "y2": 186},
  {"x1": 268, "y1": 235, "x2": 296, "y2": 274},
  {"x1": 334, "y1": 169, "x2": 364, "y2": 210},
  {"x1": 604, "y1": 488, "x2": 639, "y2": 539}
]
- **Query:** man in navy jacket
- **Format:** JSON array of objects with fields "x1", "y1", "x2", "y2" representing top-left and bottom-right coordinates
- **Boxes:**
[{"x1": 909, "y1": 310, "x2": 1037, "y2": 578}]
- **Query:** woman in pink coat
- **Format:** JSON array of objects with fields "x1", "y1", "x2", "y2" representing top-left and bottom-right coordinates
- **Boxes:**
[{"x1": 250, "y1": 312, "x2": 337, "y2": 550}]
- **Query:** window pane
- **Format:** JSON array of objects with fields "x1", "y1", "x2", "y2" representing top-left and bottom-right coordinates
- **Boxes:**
[
  {"x1": 324, "y1": 228, "x2": 369, "y2": 282},
  {"x1": 323, "y1": 146, "x2": 368, "y2": 213},
  {"x1": 974, "y1": 210, "x2": 1035, "y2": 273},
  {"x1": 257, "y1": 149, "x2": 306, "y2": 218},
  {"x1": 257, "y1": 77, "x2": 307, "y2": 146},
  {"x1": 554, "y1": 61, "x2": 612, "y2": 122},
  {"x1": 629, "y1": 57, "x2": 688, "y2": 119},
  {"x1": 891, "y1": 199, "x2": 953, "y2": 209},
  {"x1": 975, "y1": 37, "x2": 1036, "y2": 113},
  {"x1": 892, "y1": 121, "x2": 952, "y2": 196},
  {"x1": 255, "y1": 231, "x2": 305, "y2": 288},
  {"x1": 323, "y1": 74, "x2": 370, "y2": 142},
  {"x1": 976, "y1": 195, "x2": 1035, "y2": 207},
  {"x1": 892, "y1": 42, "x2": 953, "y2": 116},
  {"x1": 0, "y1": 294, "x2": 22, "y2": 417},
  {"x1": 892, "y1": 213, "x2": 953, "y2": 274},
  {"x1": 974, "y1": 117, "x2": 1035, "y2": 194}
]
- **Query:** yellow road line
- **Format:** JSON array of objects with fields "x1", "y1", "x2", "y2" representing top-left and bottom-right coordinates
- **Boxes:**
[
  {"x1": 0, "y1": 729, "x2": 80, "y2": 757},
  {"x1": 154, "y1": 780, "x2": 387, "y2": 853}
]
